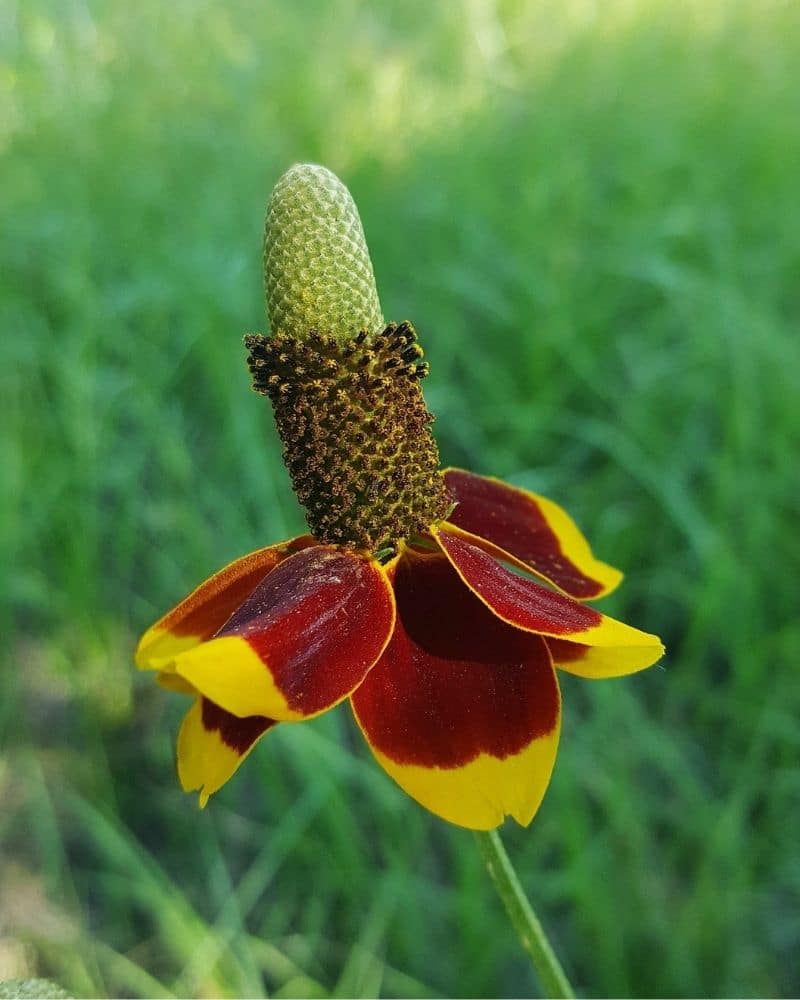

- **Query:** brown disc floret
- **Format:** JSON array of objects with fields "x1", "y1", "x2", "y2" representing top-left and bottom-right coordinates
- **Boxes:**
[{"x1": 245, "y1": 321, "x2": 452, "y2": 553}]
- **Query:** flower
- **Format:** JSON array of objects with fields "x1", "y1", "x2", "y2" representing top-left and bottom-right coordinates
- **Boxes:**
[{"x1": 136, "y1": 164, "x2": 664, "y2": 831}]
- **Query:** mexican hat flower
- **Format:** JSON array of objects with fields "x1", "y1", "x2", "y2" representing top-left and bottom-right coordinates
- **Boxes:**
[{"x1": 136, "y1": 164, "x2": 664, "y2": 831}]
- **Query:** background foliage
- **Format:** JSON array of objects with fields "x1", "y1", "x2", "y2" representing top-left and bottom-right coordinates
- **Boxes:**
[{"x1": 2, "y1": 0, "x2": 799, "y2": 996}]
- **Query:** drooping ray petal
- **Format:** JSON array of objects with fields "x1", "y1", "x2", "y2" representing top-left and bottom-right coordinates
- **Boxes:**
[
  {"x1": 443, "y1": 468, "x2": 622, "y2": 599},
  {"x1": 432, "y1": 526, "x2": 664, "y2": 670},
  {"x1": 156, "y1": 671, "x2": 196, "y2": 695},
  {"x1": 351, "y1": 550, "x2": 561, "y2": 830},
  {"x1": 136, "y1": 535, "x2": 316, "y2": 670},
  {"x1": 173, "y1": 546, "x2": 396, "y2": 721},
  {"x1": 546, "y1": 638, "x2": 664, "y2": 678},
  {"x1": 178, "y1": 697, "x2": 275, "y2": 807}
]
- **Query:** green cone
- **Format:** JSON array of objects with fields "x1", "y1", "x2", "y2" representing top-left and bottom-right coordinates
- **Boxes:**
[{"x1": 263, "y1": 163, "x2": 384, "y2": 342}]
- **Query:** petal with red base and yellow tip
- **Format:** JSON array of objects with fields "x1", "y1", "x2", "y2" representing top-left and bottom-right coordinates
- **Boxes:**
[
  {"x1": 545, "y1": 637, "x2": 664, "y2": 679},
  {"x1": 156, "y1": 672, "x2": 197, "y2": 695},
  {"x1": 351, "y1": 548, "x2": 561, "y2": 831},
  {"x1": 432, "y1": 524, "x2": 664, "y2": 674},
  {"x1": 173, "y1": 545, "x2": 396, "y2": 722},
  {"x1": 178, "y1": 696, "x2": 276, "y2": 807},
  {"x1": 443, "y1": 468, "x2": 623, "y2": 599},
  {"x1": 136, "y1": 535, "x2": 316, "y2": 671}
]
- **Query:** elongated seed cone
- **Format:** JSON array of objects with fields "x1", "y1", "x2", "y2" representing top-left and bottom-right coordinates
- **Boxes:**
[{"x1": 263, "y1": 164, "x2": 384, "y2": 341}]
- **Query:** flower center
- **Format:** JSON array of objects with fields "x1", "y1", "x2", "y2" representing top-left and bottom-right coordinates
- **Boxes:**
[{"x1": 246, "y1": 321, "x2": 452, "y2": 553}]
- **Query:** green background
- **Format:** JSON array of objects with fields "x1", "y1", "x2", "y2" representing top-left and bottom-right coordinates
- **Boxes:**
[{"x1": 2, "y1": 1, "x2": 799, "y2": 996}]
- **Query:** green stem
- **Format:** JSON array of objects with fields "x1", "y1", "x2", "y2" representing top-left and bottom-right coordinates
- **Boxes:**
[{"x1": 475, "y1": 830, "x2": 575, "y2": 998}]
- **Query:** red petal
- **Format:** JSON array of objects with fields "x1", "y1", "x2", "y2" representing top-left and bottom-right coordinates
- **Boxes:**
[
  {"x1": 200, "y1": 698, "x2": 275, "y2": 754},
  {"x1": 136, "y1": 535, "x2": 316, "y2": 669},
  {"x1": 352, "y1": 549, "x2": 560, "y2": 830},
  {"x1": 432, "y1": 526, "x2": 664, "y2": 669},
  {"x1": 178, "y1": 697, "x2": 275, "y2": 806},
  {"x1": 443, "y1": 468, "x2": 622, "y2": 599},
  {"x1": 546, "y1": 637, "x2": 663, "y2": 678},
  {"x1": 173, "y1": 546, "x2": 396, "y2": 721}
]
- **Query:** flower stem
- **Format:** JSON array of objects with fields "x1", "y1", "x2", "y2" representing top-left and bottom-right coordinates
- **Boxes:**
[{"x1": 474, "y1": 830, "x2": 575, "y2": 998}]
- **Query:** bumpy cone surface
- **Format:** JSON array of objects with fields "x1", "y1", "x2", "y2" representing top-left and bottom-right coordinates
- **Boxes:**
[
  {"x1": 249, "y1": 163, "x2": 451, "y2": 552},
  {"x1": 263, "y1": 163, "x2": 384, "y2": 341}
]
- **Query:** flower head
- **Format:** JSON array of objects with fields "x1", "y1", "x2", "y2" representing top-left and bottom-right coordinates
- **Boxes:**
[{"x1": 136, "y1": 164, "x2": 664, "y2": 830}]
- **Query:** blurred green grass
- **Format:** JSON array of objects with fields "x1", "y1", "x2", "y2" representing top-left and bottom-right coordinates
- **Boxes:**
[{"x1": 2, "y1": 0, "x2": 799, "y2": 996}]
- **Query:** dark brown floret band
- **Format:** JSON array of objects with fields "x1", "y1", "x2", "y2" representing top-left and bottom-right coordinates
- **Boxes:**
[{"x1": 245, "y1": 322, "x2": 452, "y2": 553}]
